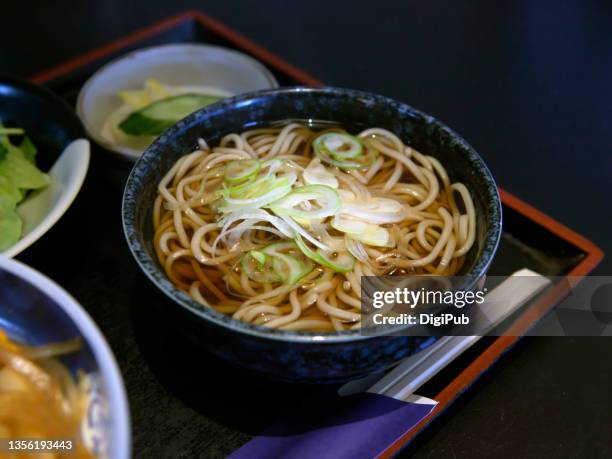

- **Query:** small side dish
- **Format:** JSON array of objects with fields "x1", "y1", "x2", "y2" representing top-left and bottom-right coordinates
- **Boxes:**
[
  {"x1": 0, "y1": 125, "x2": 49, "y2": 251},
  {"x1": 77, "y1": 44, "x2": 279, "y2": 161}
]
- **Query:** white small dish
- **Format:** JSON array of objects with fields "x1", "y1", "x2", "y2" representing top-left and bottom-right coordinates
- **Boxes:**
[
  {"x1": 2, "y1": 139, "x2": 90, "y2": 258},
  {"x1": 77, "y1": 44, "x2": 279, "y2": 162}
]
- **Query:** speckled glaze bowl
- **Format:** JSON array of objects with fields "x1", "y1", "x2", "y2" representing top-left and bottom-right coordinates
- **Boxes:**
[{"x1": 122, "y1": 87, "x2": 502, "y2": 383}]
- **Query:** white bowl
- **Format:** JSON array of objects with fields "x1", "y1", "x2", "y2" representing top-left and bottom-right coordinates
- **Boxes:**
[
  {"x1": 77, "y1": 44, "x2": 279, "y2": 162},
  {"x1": 2, "y1": 139, "x2": 90, "y2": 258},
  {"x1": 0, "y1": 76, "x2": 91, "y2": 258},
  {"x1": 0, "y1": 256, "x2": 131, "y2": 459}
]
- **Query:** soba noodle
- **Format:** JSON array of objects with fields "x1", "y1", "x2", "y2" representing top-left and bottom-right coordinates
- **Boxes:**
[{"x1": 153, "y1": 123, "x2": 476, "y2": 332}]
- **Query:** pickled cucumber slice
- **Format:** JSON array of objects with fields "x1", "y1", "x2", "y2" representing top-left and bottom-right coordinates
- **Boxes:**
[{"x1": 118, "y1": 93, "x2": 221, "y2": 136}]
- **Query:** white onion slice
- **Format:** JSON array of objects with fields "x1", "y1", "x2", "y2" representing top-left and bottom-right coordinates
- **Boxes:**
[
  {"x1": 303, "y1": 158, "x2": 339, "y2": 188},
  {"x1": 332, "y1": 215, "x2": 391, "y2": 247}
]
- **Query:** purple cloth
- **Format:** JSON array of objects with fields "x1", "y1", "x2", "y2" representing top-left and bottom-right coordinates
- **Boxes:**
[{"x1": 229, "y1": 392, "x2": 436, "y2": 459}]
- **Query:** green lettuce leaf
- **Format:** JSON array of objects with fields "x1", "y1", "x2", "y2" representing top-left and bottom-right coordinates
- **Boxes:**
[
  {"x1": 0, "y1": 125, "x2": 48, "y2": 252},
  {"x1": 0, "y1": 143, "x2": 49, "y2": 191},
  {"x1": 0, "y1": 175, "x2": 22, "y2": 205},
  {"x1": 20, "y1": 137, "x2": 37, "y2": 164},
  {"x1": 0, "y1": 143, "x2": 7, "y2": 162},
  {"x1": 0, "y1": 197, "x2": 22, "y2": 251}
]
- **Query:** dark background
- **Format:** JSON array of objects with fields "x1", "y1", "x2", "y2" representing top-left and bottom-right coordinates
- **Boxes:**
[{"x1": 2, "y1": 1, "x2": 611, "y2": 457}]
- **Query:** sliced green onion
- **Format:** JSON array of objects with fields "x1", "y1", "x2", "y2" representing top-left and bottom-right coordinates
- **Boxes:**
[
  {"x1": 294, "y1": 234, "x2": 355, "y2": 273},
  {"x1": 331, "y1": 215, "x2": 391, "y2": 247},
  {"x1": 314, "y1": 146, "x2": 361, "y2": 169},
  {"x1": 314, "y1": 138, "x2": 378, "y2": 170},
  {"x1": 249, "y1": 249, "x2": 266, "y2": 267},
  {"x1": 220, "y1": 174, "x2": 296, "y2": 213},
  {"x1": 268, "y1": 185, "x2": 341, "y2": 220},
  {"x1": 344, "y1": 235, "x2": 370, "y2": 263},
  {"x1": 217, "y1": 222, "x2": 287, "y2": 256},
  {"x1": 242, "y1": 242, "x2": 313, "y2": 285},
  {"x1": 280, "y1": 215, "x2": 334, "y2": 252},
  {"x1": 214, "y1": 209, "x2": 296, "y2": 257},
  {"x1": 241, "y1": 251, "x2": 281, "y2": 283},
  {"x1": 217, "y1": 209, "x2": 294, "y2": 240},
  {"x1": 340, "y1": 196, "x2": 405, "y2": 224},
  {"x1": 260, "y1": 158, "x2": 283, "y2": 176},
  {"x1": 263, "y1": 242, "x2": 314, "y2": 284},
  {"x1": 224, "y1": 174, "x2": 273, "y2": 198},
  {"x1": 224, "y1": 159, "x2": 260, "y2": 184},
  {"x1": 314, "y1": 133, "x2": 363, "y2": 159},
  {"x1": 303, "y1": 158, "x2": 338, "y2": 188}
]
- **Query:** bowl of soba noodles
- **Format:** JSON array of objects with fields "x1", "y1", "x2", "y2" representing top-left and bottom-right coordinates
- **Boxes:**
[
  {"x1": 0, "y1": 256, "x2": 130, "y2": 458},
  {"x1": 122, "y1": 86, "x2": 502, "y2": 383}
]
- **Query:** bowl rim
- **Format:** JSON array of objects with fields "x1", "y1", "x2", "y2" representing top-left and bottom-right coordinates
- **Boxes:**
[
  {"x1": 0, "y1": 73, "x2": 87, "y2": 129},
  {"x1": 0, "y1": 256, "x2": 131, "y2": 459},
  {"x1": 76, "y1": 43, "x2": 280, "y2": 162},
  {"x1": 122, "y1": 86, "x2": 502, "y2": 344}
]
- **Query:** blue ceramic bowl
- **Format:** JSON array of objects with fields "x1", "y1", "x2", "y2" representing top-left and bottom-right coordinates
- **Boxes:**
[
  {"x1": 122, "y1": 87, "x2": 502, "y2": 383},
  {"x1": 0, "y1": 257, "x2": 131, "y2": 458}
]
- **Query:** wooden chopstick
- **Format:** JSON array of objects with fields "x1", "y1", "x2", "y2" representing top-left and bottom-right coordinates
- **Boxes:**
[
  {"x1": 339, "y1": 269, "x2": 551, "y2": 399},
  {"x1": 373, "y1": 269, "x2": 552, "y2": 400}
]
